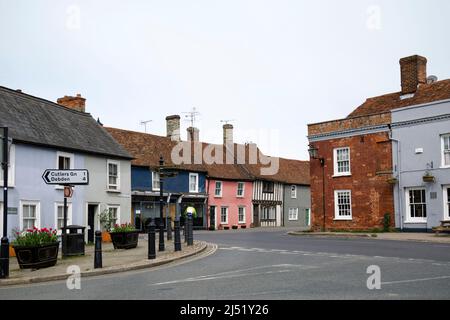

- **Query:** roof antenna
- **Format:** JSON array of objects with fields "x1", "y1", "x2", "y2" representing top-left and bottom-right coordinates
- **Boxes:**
[
  {"x1": 183, "y1": 107, "x2": 200, "y2": 128},
  {"x1": 140, "y1": 120, "x2": 153, "y2": 133},
  {"x1": 220, "y1": 119, "x2": 235, "y2": 125}
]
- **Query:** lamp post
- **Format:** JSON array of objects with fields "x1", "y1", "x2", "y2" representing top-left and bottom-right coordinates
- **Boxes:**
[
  {"x1": 308, "y1": 145, "x2": 326, "y2": 231},
  {"x1": 0, "y1": 127, "x2": 11, "y2": 278},
  {"x1": 158, "y1": 156, "x2": 165, "y2": 251}
]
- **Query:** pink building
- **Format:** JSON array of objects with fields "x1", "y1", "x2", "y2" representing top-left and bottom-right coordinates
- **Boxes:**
[{"x1": 207, "y1": 178, "x2": 253, "y2": 230}]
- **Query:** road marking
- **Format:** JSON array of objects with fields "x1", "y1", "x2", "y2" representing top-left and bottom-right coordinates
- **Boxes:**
[{"x1": 381, "y1": 275, "x2": 450, "y2": 285}]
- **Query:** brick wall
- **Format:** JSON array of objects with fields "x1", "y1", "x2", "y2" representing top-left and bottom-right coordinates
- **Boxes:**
[{"x1": 309, "y1": 131, "x2": 395, "y2": 231}]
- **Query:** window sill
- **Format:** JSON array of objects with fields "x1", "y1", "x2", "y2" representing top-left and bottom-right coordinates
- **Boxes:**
[
  {"x1": 106, "y1": 189, "x2": 121, "y2": 194},
  {"x1": 214, "y1": 195, "x2": 222, "y2": 198},
  {"x1": 334, "y1": 217, "x2": 352, "y2": 221},
  {"x1": 404, "y1": 220, "x2": 427, "y2": 224},
  {"x1": 236, "y1": 195, "x2": 244, "y2": 198},
  {"x1": 440, "y1": 165, "x2": 450, "y2": 169},
  {"x1": 332, "y1": 173, "x2": 352, "y2": 178}
]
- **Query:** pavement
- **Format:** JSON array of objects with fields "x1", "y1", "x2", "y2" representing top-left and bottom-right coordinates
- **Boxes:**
[
  {"x1": 1, "y1": 229, "x2": 450, "y2": 300},
  {"x1": 0, "y1": 235, "x2": 208, "y2": 287},
  {"x1": 288, "y1": 230, "x2": 450, "y2": 243}
]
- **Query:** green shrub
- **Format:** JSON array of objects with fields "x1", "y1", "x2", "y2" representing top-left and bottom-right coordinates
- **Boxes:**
[{"x1": 383, "y1": 213, "x2": 391, "y2": 232}]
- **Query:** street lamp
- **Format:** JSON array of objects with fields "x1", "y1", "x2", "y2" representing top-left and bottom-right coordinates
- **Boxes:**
[
  {"x1": 0, "y1": 127, "x2": 12, "y2": 278},
  {"x1": 158, "y1": 156, "x2": 165, "y2": 251},
  {"x1": 308, "y1": 144, "x2": 326, "y2": 231}
]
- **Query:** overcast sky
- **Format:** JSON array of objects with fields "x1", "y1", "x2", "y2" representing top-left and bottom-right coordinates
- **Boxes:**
[{"x1": 1, "y1": 0, "x2": 449, "y2": 160}]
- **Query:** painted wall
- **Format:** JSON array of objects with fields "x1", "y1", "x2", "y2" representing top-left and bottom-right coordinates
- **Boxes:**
[
  {"x1": 392, "y1": 100, "x2": 450, "y2": 230},
  {"x1": 252, "y1": 180, "x2": 284, "y2": 227},
  {"x1": 0, "y1": 143, "x2": 85, "y2": 238},
  {"x1": 162, "y1": 171, "x2": 206, "y2": 194},
  {"x1": 131, "y1": 166, "x2": 151, "y2": 191},
  {"x1": 84, "y1": 155, "x2": 132, "y2": 232},
  {"x1": 207, "y1": 179, "x2": 253, "y2": 229},
  {"x1": 283, "y1": 184, "x2": 311, "y2": 228}
]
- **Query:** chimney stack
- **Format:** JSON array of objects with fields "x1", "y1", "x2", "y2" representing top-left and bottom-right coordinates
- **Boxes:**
[
  {"x1": 223, "y1": 124, "x2": 233, "y2": 145},
  {"x1": 57, "y1": 94, "x2": 86, "y2": 112},
  {"x1": 166, "y1": 115, "x2": 181, "y2": 141},
  {"x1": 400, "y1": 55, "x2": 427, "y2": 94},
  {"x1": 187, "y1": 127, "x2": 199, "y2": 142}
]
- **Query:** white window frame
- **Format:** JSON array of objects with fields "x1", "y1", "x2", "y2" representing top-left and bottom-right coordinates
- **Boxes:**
[
  {"x1": 107, "y1": 205, "x2": 121, "y2": 226},
  {"x1": 443, "y1": 186, "x2": 450, "y2": 220},
  {"x1": 55, "y1": 151, "x2": 74, "y2": 190},
  {"x1": 19, "y1": 200, "x2": 41, "y2": 231},
  {"x1": 405, "y1": 188, "x2": 427, "y2": 223},
  {"x1": 236, "y1": 182, "x2": 245, "y2": 197},
  {"x1": 441, "y1": 134, "x2": 450, "y2": 168},
  {"x1": 288, "y1": 207, "x2": 299, "y2": 221},
  {"x1": 238, "y1": 206, "x2": 246, "y2": 224},
  {"x1": 0, "y1": 144, "x2": 15, "y2": 187},
  {"x1": 334, "y1": 190, "x2": 352, "y2": 220},
  {"x1": 220, "y1": 207, "x2": 228, "y2": 225},
  {"x1": 306, "y1": 208, "x2": 311, "y2": 226},
  {"x1": 152, "y1": 171, "x2": 160, "y2": 191},
  {"x1": 189, "y1": 173, "x2": 199, "y2": 193},
  {"x1": 214, "y1": 181, "x2": 222, "y2": 197},
  {"x1": 107, "y1": 160, "x2": 121, "y2": 192},
  {"x1": 54, "y1": 202, "x2": 73, "y2": 234},
  {"x1": 333, "y1": 147, "x2": 351, "y2": 177},
  {"x1": 291, "y1": 185, "x2": 297, "y2": 199}
]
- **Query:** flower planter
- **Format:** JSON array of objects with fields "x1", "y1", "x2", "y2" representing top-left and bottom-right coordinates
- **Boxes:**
[
  {"x1": 240, "y1": 225, "x2": 247, "y2": 229},
  {"x1": 109, "y1": 231, "x2": 139, "y2": 249},
  {"x1": 423, "y1": 175, "x2": 435, "y2": 183},
  {"x1": 13, "y1": 242, "x2": 60, "y2": 269},
  {"x1": 232, "y1": 225, "x2": 238, "y2": 230}
]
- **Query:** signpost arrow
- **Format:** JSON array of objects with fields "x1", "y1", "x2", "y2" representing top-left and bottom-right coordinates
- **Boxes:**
[{"x1": 42, "y1": 169, "x2": 89, "y2": 185}]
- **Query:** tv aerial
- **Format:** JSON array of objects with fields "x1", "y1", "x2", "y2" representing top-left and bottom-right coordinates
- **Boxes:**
[{"x1": 140, "y1": 120, "x2": 153, "y2": 133}]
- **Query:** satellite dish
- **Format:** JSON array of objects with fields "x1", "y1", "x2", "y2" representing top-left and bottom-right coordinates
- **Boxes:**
[{"x1": 427, "y1": 75, "x2": 438, "y2": 84}]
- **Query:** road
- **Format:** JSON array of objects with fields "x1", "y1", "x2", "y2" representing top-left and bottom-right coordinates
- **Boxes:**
[{"x1": 1, "y1": 229, "x2": 450, "y2": 299}]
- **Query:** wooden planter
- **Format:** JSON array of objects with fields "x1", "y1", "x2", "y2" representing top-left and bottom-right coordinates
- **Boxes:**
[
  {"x1": 109, "y1": 231, "x2": 139, "y2": 249},
  {"x1": 13, "y1": 242, "x2": 60, "y2": 269},
  {"x1": 423, "y1": 175, "x2": 435, "y2": 182}
]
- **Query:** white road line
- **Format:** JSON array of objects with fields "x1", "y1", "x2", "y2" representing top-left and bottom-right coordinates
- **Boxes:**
[{"x1": 381, "y1": 275, "x2": 450, "y2": 285}]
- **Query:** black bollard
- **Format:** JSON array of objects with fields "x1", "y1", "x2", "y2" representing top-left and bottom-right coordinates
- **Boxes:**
[
  {"x1": 184, "y1": 219, "x2": 188, "y2": 243},
  {"x1": 0, "y1": 237, "x2": 9, "y2": 278},
  {"x1": 187, "y1": 216, "x2": 194, "y2": 246},
  {"x1": 94, "y1": 231, "x2": 102, "y2": 269},
  {"x1": 174, "y1": 219, "x2": 181, "y2": 252},
  {"x1": 167, "y1": 217, "x2": 172, "y2": 241},
  {"x1": 148, "y1": 221, "x2": 156, "y2": 259}
]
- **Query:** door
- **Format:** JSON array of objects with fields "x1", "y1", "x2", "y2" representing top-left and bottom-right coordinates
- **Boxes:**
[
  {"x1": 87, "y1": 204, "x2": 97, "y2": 243},
  {"x1": 209, "y1": 206, "x2": 216, "y2": 229},
  {"x1": 253, "y1": 204, "x2": 260, "y2": 227}
]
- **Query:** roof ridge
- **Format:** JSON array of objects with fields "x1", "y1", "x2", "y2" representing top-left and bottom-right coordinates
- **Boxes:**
[{"x1": 0, "y1": 86, "x2": 92, "y2": 116}]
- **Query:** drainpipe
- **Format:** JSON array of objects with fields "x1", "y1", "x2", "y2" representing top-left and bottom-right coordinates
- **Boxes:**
[
  {"x1": 389, "y1": 127, "x2": 403, "y2": 231},
  {"x1": 206, "y1": 176, "x2": 210, "y2": 229}
]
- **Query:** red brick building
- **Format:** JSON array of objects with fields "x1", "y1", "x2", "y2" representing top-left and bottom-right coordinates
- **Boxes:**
[{"x1": 307, "y1": 55, "x2": 450, "y2": 231}]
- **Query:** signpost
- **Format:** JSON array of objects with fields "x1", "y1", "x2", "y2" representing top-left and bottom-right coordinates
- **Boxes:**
[
  {"x1": 42, "y1": 169, "x2": 89, "y2": 257},
  {"x1": 0, "y1": 127, "x2": 9, "y2": 278}
]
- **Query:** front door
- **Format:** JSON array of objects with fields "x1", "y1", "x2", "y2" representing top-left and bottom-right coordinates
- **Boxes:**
[
  {"x1": 87, "y1": 204, "x2": 97, "y2": 243},
  {"x1": 209, "y1": 206, "x2": 216, "y2": 229},
  {"x1": 253, "y1": 204, "x2": 260, "y2": 227}
]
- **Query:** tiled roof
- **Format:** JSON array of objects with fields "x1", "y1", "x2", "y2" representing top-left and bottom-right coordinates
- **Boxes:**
[
  {"x1": 0, "y1": 86, "x2": 132, "y2": 159},
  {"x1": 105, "y1": 127, "x2": 310, "y2": 185},
  {"x1": 348, "y1": 79, "x2": 450, "y2": 118}
]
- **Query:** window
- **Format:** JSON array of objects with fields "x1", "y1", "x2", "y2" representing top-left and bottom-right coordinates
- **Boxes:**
[
  {"x1": 262, "y1": 181, "x2": 274, "y2": 193},
  {"x1": 261, "y1": 207, "x2": 276, "y2": 221},
  {"x1": 20, "y1": 201, "x2": 40, "y2": 230},
  {"x1": 220, "y1": 207, "x2": 228, "y2": 224},
  {"x1": 107, "y1": 206, "x2": 120, "y2": 226},
  {"x1": 406, "y1": 188, "x2": 427, "y2": 222},
  {"x1": 189, "y1": 173, "x2": 199, "y2": 193},
  {"x1": 288, "y1": 208, "x2": 299, "y2": 221},
  {"x1": 238, "y1": 206, "x2": 246, "y2": 224},
  {"x1": 237, "y1": 182, "x2": 245, "y2": 197},
  {"x1": 152, "y1": 171, "x2": 160, "y2": 191},
  {"x1": 333, "y1": 147, "x2": 351, "y2": 176},
  {"x1": 334, "y1": 190, "x2": 352, "y2": 220},
  {"x1": 57, "y1": 151, "x2": 74, "y2": 170},
  {"x1": 55, "y1": 203, "x2": 72, "y2": 231},
  {"x1": 215, "y1": 181, "x2": 222, "y2": 197},
  {"x1": 442, "y1": 134, "x2": 450, "y2": 167},
  {"x1": 107, "y1": 160, "x2": 120, "y2": 191},
  {"x1": 291, "y1": 185, "x2": 297, "y2": 199},
  {"x1": 444, "y1": 187, "x2": 450, "y2": 220},
  {"x1": 305, "y1": 208, "x2": 311, "y2": 226},
  {"x1": 0, "y1": 144, "x2": 15, "y2": 186}
]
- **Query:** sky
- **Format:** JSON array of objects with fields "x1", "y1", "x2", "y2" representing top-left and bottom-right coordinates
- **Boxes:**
[{"x1": 1, "y1": 0, "x2": 449, "y2": 160}]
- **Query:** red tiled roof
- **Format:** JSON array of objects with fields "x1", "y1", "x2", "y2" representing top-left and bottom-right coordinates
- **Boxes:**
[{"x1": 348, "y1": 79, "x2": 450, "y2": 118}]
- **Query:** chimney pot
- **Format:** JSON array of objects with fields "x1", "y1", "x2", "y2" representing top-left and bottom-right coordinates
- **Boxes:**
[
  {"x1": 57, "y1": 94, "x2": 86, "y2": 112},
  {"x1": 400, "y1": 55, "x2": 427, "y2": 94}
]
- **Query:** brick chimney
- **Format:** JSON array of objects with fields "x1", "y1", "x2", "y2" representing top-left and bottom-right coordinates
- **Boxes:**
[
  {"x1": 57, "y1": 94, "x2": 86, "y2": 112},
  {"x1": 223, "y1": 124, "x2": 233, "y2": 145},
  {"x1": 187, "y1": 127, "x2": 199, "y2": 142},
  {"x1": 166, "y1": 115, "x2": 181, "y2": 141},
  {"x1": 400, "y1": 55, "x2": 427, "y2": 94}
]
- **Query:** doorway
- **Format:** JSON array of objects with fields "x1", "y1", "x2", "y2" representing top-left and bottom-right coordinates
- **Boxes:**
[
  {"x1": 253, "y1": 204, "x2": 260, "y2": 227},
  {"x1": 209, "y1": 206, "x2": 216, "y2": 229},
  {"x1": 87, "y1": 204, "x2": 98, "y2": 243}
]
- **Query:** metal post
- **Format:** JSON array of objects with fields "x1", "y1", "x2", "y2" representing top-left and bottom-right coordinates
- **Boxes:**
[
  {"x1": 148, "y1": 220, "x2": 156, "y2": 259},
  {"x1": 187, "y1": 215, "x2": 193, "y2": 246},
  {"x1": 184, "y1": 218, "x2": 188, "y2": 243},
  {"x1": 0, "y1": 127, "x2": 9, "y2": 278},
  {"x1": 167, "y1": 216, "x2": 172, "y2": 241},
  {"x1": 174, "y1": 219, "x2": 181, "y2": 252},
  {"x1": 94, "y1": 230, "x2": 102, "y2": 269},
  {"x1": 159, "y1": 156, "x2": 165, "y2": 252},
  {"x1": 61, "y1": 196, "x2": 68, "y2": 258}
]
